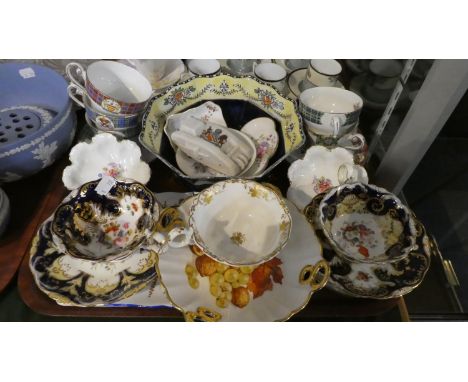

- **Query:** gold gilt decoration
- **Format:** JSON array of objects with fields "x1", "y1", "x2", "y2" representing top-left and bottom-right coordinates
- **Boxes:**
[
  {"x1": 280, "y1": 220, "x2": 290, "y2": 233},
  {"x1": 230, "y1": 232, "x2": 246, "y2": 246},
  {"x1": 299, "y1": 260, "x2": 330, "y2": 292},
  {"x1": 30, "y1": 220, "x2": 158, "y2": 306},
  {"x1": 248, "y1": 185, "x2": 269, "y2": 200},
  {"x1": 185, "y1": 307, "x2": 222, "y2": 322},
  {"x1": 201, "y1": 193, "x2": 213, "y2": 205}
]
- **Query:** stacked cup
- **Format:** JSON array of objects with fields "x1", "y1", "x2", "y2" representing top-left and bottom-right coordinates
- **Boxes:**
[{"x1": 66, "y1": 60, "x2": 153, "y2": 138}]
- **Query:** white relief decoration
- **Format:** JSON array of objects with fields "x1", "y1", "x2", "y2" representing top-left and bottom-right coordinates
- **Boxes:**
[
  {"x1": 32, "y1": 140, "x2": 58, "y2": 168},
  {"x1": 0, "y1": 104, "x2": 72, "y2": 159}
]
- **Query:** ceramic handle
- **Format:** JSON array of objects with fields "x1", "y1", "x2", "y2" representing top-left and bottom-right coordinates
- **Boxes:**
[
  {"x1": 299, "y1": 260, "x2": 330, "y2": 292},
  {"x1": 337, "y1": 163, "x2": 358, "y2": 184},
  {"x1": 252, "y1": 61, "x2": 258, "y2": 74},
  {"x1": 152, "y1": 207, "x2": 193, "y2": 250},
  {"x1": 330, "y1": 116, "x2": 341, "y2": 137},
  {"x1": 67, "y1": 83, "x2": 85, "y2": 108},
  {"x1": 66, "y1": 62, "x2": 86, "y2": 88},
  {"x1": 179, "y1": 71, "x2": 194, "y2": 82},
  {"x1": 337, "y1": 133, "x2": 365, "y2": 151}
]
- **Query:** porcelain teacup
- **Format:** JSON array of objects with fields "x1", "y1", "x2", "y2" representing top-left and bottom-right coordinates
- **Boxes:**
[
  {"x1": 299, "y1": 87, "x2": 363, "y2": 137},
  {"x1": 51, "y1": 179, "x2": 161, "y2": 261},
  {"x1": 306, "y1": 59, "x2": 342, "y2": 87},
  {"x1": 66, "y1": 60, "x2": 153, "y2": 114},
  {"x1": 122, "y1": 59, "x2": 186, "y2": 92},
  {"x1": 368, "y1": 59, "x2": 402, "y2": 90},
  {"x1": 318, "y1": 183, "x2": 418, "y2": 264},
  {"x1": 188, "y1": 179, "x2": 292, "y2": 266},
  {"x1": 226, "y1": 59, "x2": 260, "y2": 75},
  {"x1": 68, "y1": 84, "x2": 140, "y2": 130},
  {"x1": 253, "y1": 62, "x2": 287, "y2": 93},
  {"x1": 85, "y1": 114, "x2": 140, "y2": 139},
  {"x1": 363, "y1": 59, "x2": 402, "y2": 103},
  {"x1": 187, "y1": 59, "x2": 221, "y2": 76}
]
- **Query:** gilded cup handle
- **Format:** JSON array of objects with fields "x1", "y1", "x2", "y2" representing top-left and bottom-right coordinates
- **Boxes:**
[
  {"x1": 156, "y1": 207, "x2": 185, "y2": 233},
  {"x1": 185, "y1": 307, "x2": 222, "y2": 322},
  {"x1": 153, "y1": 207, "x2": 192, "y2": 250},
  {"x1": 299, "y1": 260, "x2": 330, "y2": 292}
]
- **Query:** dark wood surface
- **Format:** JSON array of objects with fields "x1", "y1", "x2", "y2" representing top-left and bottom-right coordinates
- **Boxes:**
[
  {"x1": 0, "y1": 159, "x2": 66, "y2": 294},
  {"x1": 16, "y1": 148, "x2": 401, "y2": 320}
]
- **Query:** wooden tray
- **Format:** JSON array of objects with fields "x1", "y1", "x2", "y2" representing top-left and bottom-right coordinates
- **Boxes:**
[
  {"x1": 17, "y1": 156, "x2": 401, "y2": 320},
  {"x1": 0, "y1": 158, "x2": 68, "y2": 294}
]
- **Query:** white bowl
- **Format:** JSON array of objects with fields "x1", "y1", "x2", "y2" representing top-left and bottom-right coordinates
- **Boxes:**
[
  {"x1": 62, "y1": 133, "x2": 151, "y2": 190},
  {"x1": 189, "y1": 180, "x2": 292, "y2": 266}
]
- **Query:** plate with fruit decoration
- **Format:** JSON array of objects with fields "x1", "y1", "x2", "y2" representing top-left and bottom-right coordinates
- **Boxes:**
[{"x1": 156, "y1": 195, "x2": 329, "y2": 321}]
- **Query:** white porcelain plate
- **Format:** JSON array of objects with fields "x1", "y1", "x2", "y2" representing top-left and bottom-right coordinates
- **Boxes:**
[{"x1": 157, "y1": 197, "x2": 328, "y2": 321}]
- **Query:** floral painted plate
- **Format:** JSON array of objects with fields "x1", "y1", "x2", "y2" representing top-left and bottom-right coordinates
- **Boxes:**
[
  {"x1": 156, "y1": 197, "x2": 329, "y2": 321},
  {"x1": 140, "y1": 73, "x2": 304, "y2": 185},
  {"x1": 62, "y1": 133, "x2": 151, "y2": 190},
  {"x1": 304, "y1": 193, "x2": 431, "y2": 299},
  {"x1": 29, "y1": 218, "x2": 158, "y2": 306}
]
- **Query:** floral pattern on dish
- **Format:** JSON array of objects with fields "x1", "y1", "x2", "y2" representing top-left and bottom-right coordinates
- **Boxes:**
[
  {"x1": 156, "y1": 197, "x2": 328, "y2": 321},
  {"x1": 318, "y1": 183, "x2": 417, "y2": 264},
  {"x1": 52, "y1": 179, "x2": 158, "y2": 262},
  {"x1": 62, "y1": 133, "x2": 150, "y2": 190},
  {"x1": 29, "y1": 219, "x2": 158, "y2": 306},
  {"x1": 304, "y1": 193, "x2": 431, "y2": 299}
]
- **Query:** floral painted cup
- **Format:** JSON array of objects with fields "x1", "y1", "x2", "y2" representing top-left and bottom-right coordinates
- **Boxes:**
[
  {"x1": 51, "y1": 179, "x2": 160, "y2": 261},
  {"x1": 318, "y1": 183, "x2": 418, "y2": 264},
  {"x1": 66, "y1": 61, "x2": 152, "y2": 114}
]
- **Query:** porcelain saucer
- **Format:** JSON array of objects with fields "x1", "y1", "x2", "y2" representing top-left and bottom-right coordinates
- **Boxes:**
[
  {"x1": 156, "y1": 196, "x2": 329, "y2": 321},
  {"x1": 304, "y1": 193, "x2": 431, "y2": 299},
  {"x1": 30, "y1": 218, "x2": 158, "y2": 306},
  {"x1": 287, "y1": 68, "x2": 345, "y2": 99}
]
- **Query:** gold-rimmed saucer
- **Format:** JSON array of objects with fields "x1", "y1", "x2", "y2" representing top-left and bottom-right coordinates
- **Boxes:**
[{"x1": 29, "y1": 218, "x2": 158, "y2": 307}]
